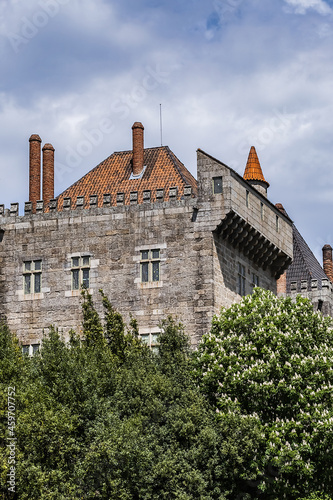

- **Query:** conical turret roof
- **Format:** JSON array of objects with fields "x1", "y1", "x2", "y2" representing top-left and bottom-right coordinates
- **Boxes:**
[{"x1": 243, "y1": 146, "x2": 269, "y2": 187}]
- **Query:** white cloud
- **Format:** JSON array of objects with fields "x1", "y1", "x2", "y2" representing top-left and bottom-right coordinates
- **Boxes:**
[{"x1": 283, "y1": 0, "x2": 333, "y2": 15}]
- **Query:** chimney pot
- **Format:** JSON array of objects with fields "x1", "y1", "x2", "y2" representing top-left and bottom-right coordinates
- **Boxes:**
[
  {"x1": 42, "y1": 143, "x2": 55, "y2": 205},
  {"x1": 322, "y1": 244, "x2": 333, "y2": 283},
  {"x1": 29, "y1": 134, "x2": 42, "y2": 210},
  {"x1": 132, "y1": 122, "x2": 144, "y2": 176}
]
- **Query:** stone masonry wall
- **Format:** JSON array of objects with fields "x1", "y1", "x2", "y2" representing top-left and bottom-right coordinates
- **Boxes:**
[{"x1": 0, "y1": 197, "x2": 215, "y2": 346}]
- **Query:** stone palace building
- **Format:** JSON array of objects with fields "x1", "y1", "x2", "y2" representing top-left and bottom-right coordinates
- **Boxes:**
[{"x1": 0, "y1": 122, "x2": 332, "y2": 351}]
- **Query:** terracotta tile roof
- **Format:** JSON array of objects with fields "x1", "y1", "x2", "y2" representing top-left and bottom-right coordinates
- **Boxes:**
[
  {"x1": 57, "y1": 146, "x2": 198, "y2": 208},
  {"x1": 243, "y1": 146, "x2": 269, "y2": 187}
]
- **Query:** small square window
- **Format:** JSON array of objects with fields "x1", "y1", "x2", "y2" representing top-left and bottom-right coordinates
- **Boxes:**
[
  {"x1": 213, "y1": 177, "x2": 223, "y2": 194},
  {"x1": 152, "y1": 249, "x2": 160, "y2": 259},
  {"x1": 24, "y1": 261, "x2": 31, "y2": 272},
  {"x1": 22, "y1": 345, "x2": 30, "y2": 355},
  {"x1": 34, "y1": 260, "x2": 42, "y2": 271},
  {"x1": 82, "y1": 256, "x2": 90, "y2": 267},
  {"x1": 141, "y1": 250, "x2": 149, "y2": 261},
  {"x1": 72, "y1": 257, "x2": 80, "y2": 267},
  {"x1": 32, "y1": 344, "x2": 40, "y2": 354}
]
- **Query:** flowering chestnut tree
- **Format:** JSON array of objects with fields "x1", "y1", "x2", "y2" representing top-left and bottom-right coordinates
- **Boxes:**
[{"x1": 193, "y1": 288, "x2": 333, "y2": 499}]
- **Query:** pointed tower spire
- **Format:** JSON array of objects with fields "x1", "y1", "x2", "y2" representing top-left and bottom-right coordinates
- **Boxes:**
[{"x1": 243, "y1": 146, "x2": 269, "y2": 197}]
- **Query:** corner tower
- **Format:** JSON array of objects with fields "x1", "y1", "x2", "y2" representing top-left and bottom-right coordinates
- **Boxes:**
[{"x1": 243, "y1": 146, "x2": 269, "y2": 197}]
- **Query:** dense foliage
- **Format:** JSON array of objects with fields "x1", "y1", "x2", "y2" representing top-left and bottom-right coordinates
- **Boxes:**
[
  {"x1": 0, "y1": 292, "x2": 251, "y2": 499},
  {"x1": 0, "y1": 288, "x2": 332, "y2": 499},
  {"x1": 193, "y1": 288, "x2": 333, "y2": 499}
]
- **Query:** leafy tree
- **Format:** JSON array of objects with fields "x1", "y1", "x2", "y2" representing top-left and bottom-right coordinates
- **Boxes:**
[
  {"x1": 1, "y1": 294, "x2": 257, "y2": 499},
  {"x1": 193, "y1": 288, "x2": 333, "y2": 499},
  {"x1": 81, "y1": 289, "x2": 105, "y2": 348}
]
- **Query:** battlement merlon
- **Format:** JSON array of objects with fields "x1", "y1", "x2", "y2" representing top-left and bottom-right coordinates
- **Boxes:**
[{"x1": 0, "y1": 185, "x2": 195, "y2": 218}]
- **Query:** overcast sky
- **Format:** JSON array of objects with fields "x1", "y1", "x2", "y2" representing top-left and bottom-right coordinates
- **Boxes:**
[{"x1": 1, "y1": 0, "x2": 333, "y2": 262}]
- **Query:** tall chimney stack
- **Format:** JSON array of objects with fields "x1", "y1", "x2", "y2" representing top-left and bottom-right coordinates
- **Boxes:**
[
  {"x1": 29, "y1": 134, "x2": 42, "y2": 208},
  {"x1": 132, "y1": 122, "x2": 144, "y2": 176},
  {"x1": 323, "y1": 244, "x2": 333, "y2": 283},
  {"x1": 42, "y1": 143, "x2": 55, "y2": 205}
]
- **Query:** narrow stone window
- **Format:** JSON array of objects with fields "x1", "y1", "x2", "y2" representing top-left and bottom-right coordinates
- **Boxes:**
[
  {"x1": 140, "y1": 249, "x2": 160, "y2": 282},
  {"x1": 276, "y1": 215, "x2": 279, "y2": 232},
  {"x1": 246, "y1": 190, "x2": 249, "y2": 207},
  {"x1": 260, "y1": 202, "x2": 264, "y2": 220},
  {"x1": 213, "y1": 176, "x2": 222, "y2": 194},
  {"x1": 23, "y1": 260, "x2": 42, "y2": 294},
  {"x1": 251, "y1": 273, "x2": 259, "y2": 290},
  {"x1": 71, "y1": 256, "x2": 90, "y2": 290},
  {"x1": 237, "y1": 263, "x2": 246, "y2": 296}
]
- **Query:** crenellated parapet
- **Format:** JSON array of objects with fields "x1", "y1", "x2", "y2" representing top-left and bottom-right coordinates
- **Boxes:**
[
  {"x1": 287, "y1": 278, "x2": 333, "y2": 316},
  {"x1": 0, "y1": 185, "x2": 195, "y2": 218}
]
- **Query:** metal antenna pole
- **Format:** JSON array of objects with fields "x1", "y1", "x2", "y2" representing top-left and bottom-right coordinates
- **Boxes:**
[{"x1": 159, "y1": 104, "x2": 163, "y2": 146}]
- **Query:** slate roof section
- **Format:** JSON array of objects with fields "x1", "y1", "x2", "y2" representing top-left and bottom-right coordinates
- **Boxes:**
[
  {"x1": 243, "y1": 146, "x2": 269, "y2": 187},
  {"x1": 57, "y1": 146, "x2": 198, "y2": 208},
  {"x1": 286, "y1": 224, "x2": 328, "y2": 292}
]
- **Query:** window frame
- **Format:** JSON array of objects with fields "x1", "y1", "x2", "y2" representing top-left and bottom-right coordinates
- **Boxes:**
[
  {"x1": 213, "y1": 176, "x2": 223, "y2": 194},
  {"x1": 140, "y1": 249, "x2": 160, "y2": 283},
  {"x1": 139, "y1": 332, "x2": 160, "y2": 353},
  {"x1": 71, "y1": 256, "x2": 91, "y2": 290},
  {"x1": 23, "y1": 260, "x2": 42, "y2": 295}
]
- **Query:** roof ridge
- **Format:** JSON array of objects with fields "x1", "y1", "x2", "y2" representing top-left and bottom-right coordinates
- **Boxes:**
[
  {"x1": 290, "y1": 224, "x2": 328, "y2": 281},
  {"x1": 165, "y1": 146, "x2": 196, "y2": 187}
]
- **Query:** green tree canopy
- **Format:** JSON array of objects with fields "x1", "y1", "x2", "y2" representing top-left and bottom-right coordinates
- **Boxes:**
[{"x1": 193, "y1": 288, "x2": 333, "y2": 499}]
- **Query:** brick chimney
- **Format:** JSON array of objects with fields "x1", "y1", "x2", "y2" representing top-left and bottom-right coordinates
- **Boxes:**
[
  {"x1": 323, "y1": 244, "x2": 333, "y2": 283},
  {"x1": 29, "y1": 134, "x2": 42, "y2": 208},
  {"x1": 42, "y1": 143, "x2": 55, "y2": 205},
  {"x1": 132, "y1": 122, "x2": 144, "y2": 176}
]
